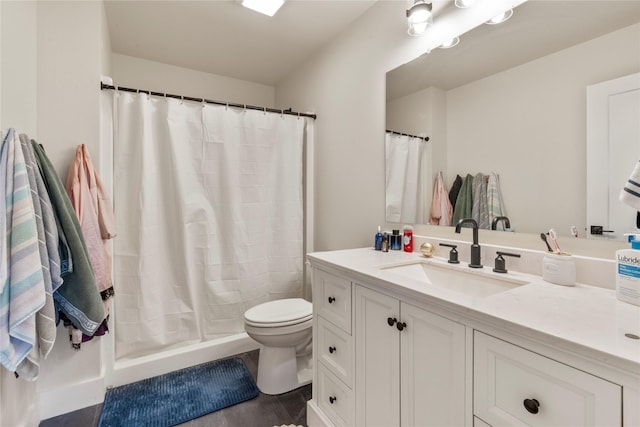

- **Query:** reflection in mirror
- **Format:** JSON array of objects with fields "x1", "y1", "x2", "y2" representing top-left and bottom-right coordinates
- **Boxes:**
[{"x1": 386, "y1": 1, "x2": 640, "y2": 239}]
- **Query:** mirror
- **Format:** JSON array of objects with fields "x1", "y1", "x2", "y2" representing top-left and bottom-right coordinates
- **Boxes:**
[{"x1": 386, "y1": 0, "x2": 640, "y2": 238}]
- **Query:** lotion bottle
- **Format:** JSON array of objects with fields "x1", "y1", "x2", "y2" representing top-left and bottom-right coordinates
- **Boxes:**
[{"x1": 616, "y1": 233, "x2": 640, "y2": 306}]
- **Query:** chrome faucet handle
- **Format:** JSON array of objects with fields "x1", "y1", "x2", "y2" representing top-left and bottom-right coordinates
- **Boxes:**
[{"x1": 493, "y1": 251, "x2": 521, "y2": 273}]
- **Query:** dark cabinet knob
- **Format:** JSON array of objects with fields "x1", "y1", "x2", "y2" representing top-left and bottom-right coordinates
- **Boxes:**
[
  {"x1": 387, "y1": 317, "x2": 397, "y2": 327},
  {"x1": 329, "y1": 346, "x2": 336, "y2": 354},
  {"x1": 328, "y1": 296, "x2": 335, "y2": 304},
  {"x1": 329, "y1": 396, "x2": 337, "y2": 404},
  {"x1": 396, "y1": 322, "x2": 407, "y2": 331},
  {"x1": 523, "y1": 398, "x2": 540, "y2": 414}
]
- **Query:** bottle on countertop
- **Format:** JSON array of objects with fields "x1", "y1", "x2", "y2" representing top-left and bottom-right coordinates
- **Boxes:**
[
  {"x1": 374, "y1": 226, "x2": 383, "y2": 251},
  {"x1": 391, "y1": 229, "x2": 402, "y2": 250},
  {"x1": 382, "y1": 232, "x2": 390, "y2": 252},
  {"x1": 616, "y1": 233, "x2": 640, "y2": 307},
  {"x1": 403, "y1": 225, "x2": 413, "y2": 252}
]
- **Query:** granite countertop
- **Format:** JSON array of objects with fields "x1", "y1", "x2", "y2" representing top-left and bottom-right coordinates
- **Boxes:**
[{"x1": 307, "y1": 247, "x2": 640, "y2": 375}]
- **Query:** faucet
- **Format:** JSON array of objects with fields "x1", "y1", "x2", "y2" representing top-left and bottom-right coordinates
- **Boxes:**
[
  {"x1": 454, "y1": 218, "x2": 482, "y2": 268},
  {"x1": 491, "y1": 216, "x2": 511, "y2": 231}
]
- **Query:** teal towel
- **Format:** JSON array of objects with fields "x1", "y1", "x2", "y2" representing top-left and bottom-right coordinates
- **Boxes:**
[{"x1": 31, "y1": 141, "x2": 104, "y2": 336}]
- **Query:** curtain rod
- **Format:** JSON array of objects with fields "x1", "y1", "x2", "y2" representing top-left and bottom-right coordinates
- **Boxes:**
[
  {"x1": 100, "y1": 82, "x2": 317, "y2": 120},
  {"x1": 386, "y1": 129, "x2": 429, "y2": 142}
]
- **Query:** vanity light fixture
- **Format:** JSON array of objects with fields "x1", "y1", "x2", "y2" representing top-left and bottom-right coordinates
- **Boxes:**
[
  {"x1": 454, "y1": 0, "x2": 476, "y2": 8},
  {"x1": 241, "y1": 0, "x2": 284, "y2": 17},
  {"x1": 486, "y1": 8, "x2": 513, "y2": 25},
  {"x1": 439, "y1": 37, "x2": 460, "y2": 49},
  {"x1": 406, "y1": 0, "x2": 433, "y2": 36}
]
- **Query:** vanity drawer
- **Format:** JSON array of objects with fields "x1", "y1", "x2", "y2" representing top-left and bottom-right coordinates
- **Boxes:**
[
  {"x1": 474, "y1": 331, "x2": 621, "y2": 427},
  {"x1": 317, "y1": 362, "x2": 353, "y2": 427},
  {"x1": 314, "y1": 268, "x2": 351, "y2": 333},
  {"x1": 317, "y1": 316, "x2": 353, "y2": 387}
]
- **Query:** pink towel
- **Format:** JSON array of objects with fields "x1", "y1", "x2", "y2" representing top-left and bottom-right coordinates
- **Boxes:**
[
  {"x1": 65, "y1": 145, "x2": 117, "y2": 308},
  {"x1": 429, "y1": 171, "x2": 453, "y2": 226}
]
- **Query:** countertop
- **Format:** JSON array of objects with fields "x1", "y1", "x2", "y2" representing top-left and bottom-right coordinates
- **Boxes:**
[{"x1": 307, "y1": 247, "x2": 640, "y2": 376}]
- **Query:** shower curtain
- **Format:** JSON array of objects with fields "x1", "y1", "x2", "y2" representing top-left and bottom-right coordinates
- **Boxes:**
[
  {"x1": 111, "y1": 92, "x2": 309, "y2": 359},
  {"x1": 385, "y1": 132, "x2": 429, "y2": 224}
]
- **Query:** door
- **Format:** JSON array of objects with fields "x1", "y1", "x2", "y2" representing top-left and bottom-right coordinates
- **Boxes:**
[
  {"x1": 355, "y1": 285, "x2": 400, "y2": 427},
  {"x1": 400, "y1": 301, "x2": 466, "y2": 427}
]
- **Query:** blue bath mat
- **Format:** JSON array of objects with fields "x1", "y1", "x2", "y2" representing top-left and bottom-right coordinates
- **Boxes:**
[{"x1": 97, "y1": 357, "x2": 259, "y2": 427}]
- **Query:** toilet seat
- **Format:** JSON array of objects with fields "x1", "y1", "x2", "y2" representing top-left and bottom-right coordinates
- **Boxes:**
[{"x1": 244, "y1": 298, "x2": 312, "y2": 328}]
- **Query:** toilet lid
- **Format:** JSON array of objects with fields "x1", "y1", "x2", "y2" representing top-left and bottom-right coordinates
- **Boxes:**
[{"x1": 244, "y1": 298, "x2": 312, "y2": 325}]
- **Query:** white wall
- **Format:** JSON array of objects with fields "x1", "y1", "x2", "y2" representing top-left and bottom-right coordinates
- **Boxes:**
[
  {"x1": 1, "y1": 1, "x2": 37, "y2": 135},
  {"x1": 111, "y1": 53, "x2": 275, "y2": 107},
  {"x1": 276, "y1": 0, "x2": 525, "y2": 251},
  {"x1": 447, "y1": 23, "x2": 640, "y2": 237},
  {"x1": 1, "y1": 1, "x2": 110, "y2": 423}
]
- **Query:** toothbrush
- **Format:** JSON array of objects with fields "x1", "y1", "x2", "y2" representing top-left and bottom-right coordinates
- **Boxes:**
[{"x1": 548, "y1": 229, "x2": 561, "y2": 252}]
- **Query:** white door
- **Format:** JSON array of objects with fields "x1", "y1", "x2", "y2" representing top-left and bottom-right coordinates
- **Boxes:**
[
  {"x1": 400, "y1": 302, "x2": 466, "y2": 427},
  {"x1": 355, "y1": 285, "x2": 400, "y2": 427},
  {"x1": 587, "y1": 73, "x2": 640, "y2": 239}
]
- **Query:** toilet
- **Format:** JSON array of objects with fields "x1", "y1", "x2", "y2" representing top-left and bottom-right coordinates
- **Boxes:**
[{"x1": 243, "y1": 298, "x2": 313, "y2": 395}]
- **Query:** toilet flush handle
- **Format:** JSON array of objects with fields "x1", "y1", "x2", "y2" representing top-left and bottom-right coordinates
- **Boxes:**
[{"x1": 328, "y1": 296, "x2": 335, "y2": 304}]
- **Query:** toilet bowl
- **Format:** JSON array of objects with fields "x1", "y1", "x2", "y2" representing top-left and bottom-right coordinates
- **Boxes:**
[{"x1": 244, "y1": 298, "x2": 313, "y2": 395}]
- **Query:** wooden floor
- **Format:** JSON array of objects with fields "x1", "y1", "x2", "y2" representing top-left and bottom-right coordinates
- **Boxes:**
[{"x1": 39, "y1": 350, "x2": 310, "y2": 427}]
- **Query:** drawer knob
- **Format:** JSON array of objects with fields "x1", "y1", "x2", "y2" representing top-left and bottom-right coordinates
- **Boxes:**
[
  {"x1": 396, "y1": 321, "x2": 407, "y2": 331},
  {"x1": 328, "y1": 296, "x2": 336, "y2": 304},
  {"x1": 329, "y1": 346, "x2": 336, "y2": 354},
  {"x1": 329, "y1": 396, "x2": 337, "y2": 404},
  {"x1": 387, "y1": 317, "x2": 397, "y2": 327},
  {"x1": 523, "y1": 398, "x2": 540, "y2": 414}
]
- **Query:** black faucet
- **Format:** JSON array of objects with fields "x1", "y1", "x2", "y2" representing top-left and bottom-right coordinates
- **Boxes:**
[
  {"x1": 454, "y1": 218, "x2": 482, "y2": 268},
  {"x1": 491, "y1": 216, "x2": 511, "y2": 230}
]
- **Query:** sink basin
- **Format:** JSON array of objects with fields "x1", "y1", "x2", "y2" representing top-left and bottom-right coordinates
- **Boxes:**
[{"x1": 380, "y1": 261, "x2": 527, "y2": 298}]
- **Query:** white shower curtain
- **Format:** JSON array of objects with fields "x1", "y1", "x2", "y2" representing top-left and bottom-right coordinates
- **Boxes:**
[
  {"x1": 385, "y1": 132, "x2": 428, "y2": 224},
  {"x1": 111, "y1": 92, "x2": 308, "y2": 359}
]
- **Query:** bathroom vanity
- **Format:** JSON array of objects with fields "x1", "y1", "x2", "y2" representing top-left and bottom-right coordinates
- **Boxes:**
[{"x1": 306, "y1": 248, "x2": 640, "y2": 427}]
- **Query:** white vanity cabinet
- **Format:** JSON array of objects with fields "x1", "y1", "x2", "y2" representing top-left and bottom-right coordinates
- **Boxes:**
[
  {"x1": 473, "y1": 331, "x2": 622, "y2": 427},
  {"x1": 354, "y1": 284, "x2": 466, "y2": 427},
  {"x1": 307, "y1": 250, "x2": 640, "y2": 427}
]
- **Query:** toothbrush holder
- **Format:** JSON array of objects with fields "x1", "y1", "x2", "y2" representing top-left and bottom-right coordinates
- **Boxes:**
[{"x1": 542, "y1": 252, "x2": 576, "y2": 286}]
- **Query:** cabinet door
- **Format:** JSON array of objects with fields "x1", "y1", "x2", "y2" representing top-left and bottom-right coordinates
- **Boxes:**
[
  {"x1": 400, "y1": 301, "x2": 466, "y2": 427},
  {"x1": 355, "y1": 285, "x2": 400, "y2": 427}
]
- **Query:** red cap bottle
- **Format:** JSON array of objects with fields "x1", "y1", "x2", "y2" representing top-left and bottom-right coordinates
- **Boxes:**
[{"x1": 403, "y1": 226, "x2": 413, "y2": 252}]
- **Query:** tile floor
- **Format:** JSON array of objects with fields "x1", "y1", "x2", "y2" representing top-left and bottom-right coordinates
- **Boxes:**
[{"x1": 39, "y1": 349, "x2": 311, "y2": 427}]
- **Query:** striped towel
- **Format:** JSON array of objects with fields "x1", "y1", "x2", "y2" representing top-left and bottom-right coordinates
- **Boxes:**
[
  {"x1": 487, "y1": 172, "x2": 507, "y2": 230},
  {"x1": 14, "y1": 136, "x2": 58, "y2": 379},
  {"x1": 0, "y1": 130, "x2": 46, "y2": 373},
  {"x1": 472, "y1": 173, "x2": 489, "y2": 229},
  {"x1": 620, "y1": 160, "x2": 640, "y2": 211}
]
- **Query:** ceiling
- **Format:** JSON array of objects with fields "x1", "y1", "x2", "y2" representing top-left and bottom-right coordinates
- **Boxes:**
[
  {"x1": 387, "y1": 0, "x2": 640, "y2": 100},
  {"x1": 104, "y1": 0, "x2": 379, "y2": 86}
]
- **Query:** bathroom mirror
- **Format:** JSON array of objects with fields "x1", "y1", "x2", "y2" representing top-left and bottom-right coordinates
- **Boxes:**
[{"x1": 385, "y1": 0, "x2": 640, "y2": 238}]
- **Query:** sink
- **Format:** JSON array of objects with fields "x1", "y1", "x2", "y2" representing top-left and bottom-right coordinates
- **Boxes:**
[{"x1": 380, "y1": 261, "x2": 527, "y2": 298}]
